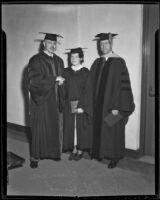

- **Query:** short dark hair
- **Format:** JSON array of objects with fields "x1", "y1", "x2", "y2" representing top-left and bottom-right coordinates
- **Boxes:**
[
  {"x1": 73, "y1": 51, "x2": 84, "y2": 64},
  {"x1": 38, "y1": 40, "x2": 45, "y2": 52},
  {"x1": 68, "y1": 51, "x2": 84, "y2": 67}
]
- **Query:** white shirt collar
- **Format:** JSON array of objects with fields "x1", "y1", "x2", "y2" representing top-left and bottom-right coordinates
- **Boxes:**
[
  {"x1": 101, "y1": 51, "x2": 113, "y2": 60},
  {"x1": 101, "y1": 51, "x2": 120, "y2": 60},
  {"x1": 43, "y1": 50, "x2": 54, "y2": 57},
  {"x1": 71, "y1": 64, "x2": 83, "y2": 71}
]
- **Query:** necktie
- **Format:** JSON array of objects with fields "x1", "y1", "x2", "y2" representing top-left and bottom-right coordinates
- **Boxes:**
[
  {"x1": 99, "y1": 56, "x2": 106, "y2": 68},
  {"x1": 95, "y1": 57, "x2": 106, "y2": 103}
]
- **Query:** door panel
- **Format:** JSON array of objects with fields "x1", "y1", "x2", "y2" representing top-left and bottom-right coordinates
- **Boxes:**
[{"x1": 142, "y1": 5, "x2": 159, "y2": 156}]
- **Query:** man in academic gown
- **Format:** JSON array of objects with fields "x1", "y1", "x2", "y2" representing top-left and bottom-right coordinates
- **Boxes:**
[
  {"x1": 90, "y1": 33, "x2": 135, "y2": 168},
  {"x1": 28, "y1": 32, "x2": 65, "y2": 168}
]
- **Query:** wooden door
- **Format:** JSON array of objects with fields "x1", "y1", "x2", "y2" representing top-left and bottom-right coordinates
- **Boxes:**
[{"x1": 140, "y1": 4, "x2": 159, "y2": 156}]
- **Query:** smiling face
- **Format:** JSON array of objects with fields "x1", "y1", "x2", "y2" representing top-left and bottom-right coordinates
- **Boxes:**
[
  {"x1": 100, "y1": 39, "x2": 112, "y2": 55},
  {"x1": 43, "y1": 39, "x2": 57, "y2": 54},
  {"x1": 70, "y1": 53, "x2": 82, "y2": 66}
]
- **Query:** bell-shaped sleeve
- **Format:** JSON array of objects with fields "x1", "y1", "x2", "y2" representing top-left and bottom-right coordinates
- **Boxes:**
[
  {"x1": 119, "y1": 60, "x2": 135, "y2": 116},
  {"x1": 28, "y1": 56, "x2": 56, "y2": 105},
  {"x1": 109, "y1": 58, "x2": 135, "y2": 117},
  {"x1": 78, "y1": 71, "x2": 93, "y2": 118}
]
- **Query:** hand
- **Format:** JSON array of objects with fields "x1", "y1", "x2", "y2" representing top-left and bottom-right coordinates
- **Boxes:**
[
  {"x1": 76, "y1": 108, "x2": 84, "y2": 114},
  {"x1": 72, "y1": 107, "x2": 77, "y2": 113},
  {"x1": 112, "y1": 110, "x2": 119, "y2": 116},
  {"x1": 56, "y1": 76, "x2": 65, "y2": 85}
]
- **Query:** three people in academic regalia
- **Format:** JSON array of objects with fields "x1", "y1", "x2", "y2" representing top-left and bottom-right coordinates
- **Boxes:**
[
  {"x1": 62, "y1": 47, "x2": 93, "y2": 161},
  {"x1": 28, "y1": 31, "x2": 135, "y2": 169},
  {"x1": 90, "y1": 33, "x2": 135, "y2": 168},
  {"x1": 28, "y1": 33, "x2": 65, "y2": 168}
]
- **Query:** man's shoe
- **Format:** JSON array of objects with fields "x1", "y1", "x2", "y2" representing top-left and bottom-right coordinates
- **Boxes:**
[
  {"x1": 68, "y1": 153, "x2": 77, "y2": 161},
  {"x1": 30, "y1": 161, "x2": 38, "y2": 169},
  {"x1": 108, "y1": 159, "x2": 119, "y2": 169},
  {"x1": 74, "y1": 153, "x2": 83, "y2": 161}
]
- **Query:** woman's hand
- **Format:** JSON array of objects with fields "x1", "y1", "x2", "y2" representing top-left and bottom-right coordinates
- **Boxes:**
[
  {"x1": 75, "y1": 108, "x2": 84, "y2": 114},
  {"x1": 56, "y1": 76, "x2": 65, "y2": 85}
]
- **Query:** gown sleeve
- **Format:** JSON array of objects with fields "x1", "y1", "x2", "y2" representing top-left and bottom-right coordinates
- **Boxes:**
[
  {"x1": 109, "y1": 58, "x2": 135, "y2": 117},
  {"x1": 78, "y1": 71, "x2": 93, "y2": 118},
  {"x1": 119, "y1": 60, "x2": 135, "y2": 116},
  {"x1": 28, "y1": 56, "x2": 56, "y2": 105},
  {"x1": 57, "y1": 69, "x2": 68, "y2": 111},
  {"x1": 57, "y1": 58, "x2": 65, "y2": 112}
]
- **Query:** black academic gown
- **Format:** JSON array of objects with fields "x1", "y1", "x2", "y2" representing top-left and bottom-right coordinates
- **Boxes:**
[
  {"x1": 62, "y1": 67, "x2": 93, "y2": 152},
  {"x1": 28, "y1": 51, "x2": 64, "y2": 159},
  {"x1": 91, "y1": 55, "x2": 135, "y2": 160}
]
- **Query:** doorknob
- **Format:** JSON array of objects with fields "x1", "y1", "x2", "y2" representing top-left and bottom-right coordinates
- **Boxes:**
[{"x1": 149, "y1": 85, "x2": 155, "y2": 97}]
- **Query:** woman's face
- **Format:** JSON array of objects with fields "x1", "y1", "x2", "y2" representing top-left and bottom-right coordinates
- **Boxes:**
[{"x1": 71, "y1": 53, "x2": 82, "y2": 66}]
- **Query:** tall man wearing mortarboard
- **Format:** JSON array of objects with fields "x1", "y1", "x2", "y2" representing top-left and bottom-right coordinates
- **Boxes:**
[
  {"x1": 28, "y1": 32, "x2": 65, "y2": 168},
  {"x1": 91, "y1": 33, "x2": 135, "y2": 168}
]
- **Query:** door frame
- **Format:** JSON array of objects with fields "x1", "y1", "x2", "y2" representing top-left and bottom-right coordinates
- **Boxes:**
[
  {"x1": 139, "y1": 4, "x2": 150, "y2": 156},
  {"x1": 139, "y1": 4, "x2": 158, "y2": 156}
]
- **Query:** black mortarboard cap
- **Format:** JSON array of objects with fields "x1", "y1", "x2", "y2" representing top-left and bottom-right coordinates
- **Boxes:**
[
  {"x1": 65, "y1": 47, "x2": 87, "y2": 54},
  {"x1": 93, "y1": 32, "x2": 118, "y2": 41},
  {"x1": 39, "y1": 32, "x2": 63, "y2": 41}
]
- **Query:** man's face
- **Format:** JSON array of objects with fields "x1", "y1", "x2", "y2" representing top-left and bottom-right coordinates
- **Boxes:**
[
  {"x1": 43, "y1": 39, "x2": 57, "y2": 54},
  {"x1": 100, "y1": 39, "x2": 112, "y2": 55},
  {"x1": 71, "y1": 53, "x2": 82, "y2": 66}
]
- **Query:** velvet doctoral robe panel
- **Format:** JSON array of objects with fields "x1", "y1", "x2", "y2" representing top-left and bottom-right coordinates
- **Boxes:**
[
  {"x1": 62, "y1": 67, "x2": 93, "y2": 151},
  {"x1": 28, "y1": 51, "x2": 64, "y2": 159},
  {"x1": 91, "y1": 57, "x2": 135, "y2": 159}
]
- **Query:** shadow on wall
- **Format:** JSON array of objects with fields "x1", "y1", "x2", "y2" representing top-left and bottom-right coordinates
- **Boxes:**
[
  {"x1": 97, "y1": 40, "x2": 103, "y2": 57},
  {"x1": 21, "y1": 40, "x2": 43, "y2": 147},
  {"x1": 21, "y1": 63, "x2": 31, "y2": 152}
]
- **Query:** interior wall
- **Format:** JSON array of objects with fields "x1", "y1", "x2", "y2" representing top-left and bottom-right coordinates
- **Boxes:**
[
  {"x1": 2, "y1": 4, "x2": 143, "y2": 150},
  {"x1": 77, "y1": 4, "x2": 143, "y2": 150},
  {"x1": 2, "y1": 4, "x2": 79, "y2": 125}
]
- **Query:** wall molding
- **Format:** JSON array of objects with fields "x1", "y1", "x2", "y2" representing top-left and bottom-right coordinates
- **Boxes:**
[
  {"x1": 7, "y1": 122, "x2": 141, "y2": 159},
  {"x1": 125, "y1": 149, "x2": 141, "y2": 159},
  {"x1": 7, "y1": 122, "x2": 30, "y2": 133}
]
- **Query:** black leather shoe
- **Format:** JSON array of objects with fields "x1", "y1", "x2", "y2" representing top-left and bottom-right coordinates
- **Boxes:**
[
  {"x1": 108, "y1": 160, "x2": 118, "y2": 169},
  {"x1": 68, "y1": 153, "x2": 77, "y2": 161},
  {"x1": 74, "y1": 153, "x2": 83, "y2": 161},
  {"x1": 30, "y1": 161, "x2": 38, "y2": 169}
]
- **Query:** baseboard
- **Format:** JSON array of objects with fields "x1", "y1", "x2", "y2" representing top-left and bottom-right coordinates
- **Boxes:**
[
  {"x1": 7, "y1": 122, "x2": 141, "y2": 159},
  {"x1": 125, "y1": 148, "x2": 141, "y2": 159},
  {"x1": 7, "y1": 122, "x2": 30, "y2": 133}
]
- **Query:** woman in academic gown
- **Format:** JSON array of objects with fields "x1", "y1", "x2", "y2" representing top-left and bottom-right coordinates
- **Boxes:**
[{"x1": 62, "y1": 47, "x2": 93, "y2": 161}]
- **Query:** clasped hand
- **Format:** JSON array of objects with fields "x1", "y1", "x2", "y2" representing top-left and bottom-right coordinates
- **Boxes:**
[
  {"x1": 56, "y1": 76, "x2": 65, "y2": 85},
  {"x1": 73, "y1": 108, "x2": 84, "y2": 114}
]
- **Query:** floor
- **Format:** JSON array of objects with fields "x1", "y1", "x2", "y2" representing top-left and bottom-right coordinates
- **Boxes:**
[{"x1": 7, "y1": 128, "x2": 155, "y2": 197}]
